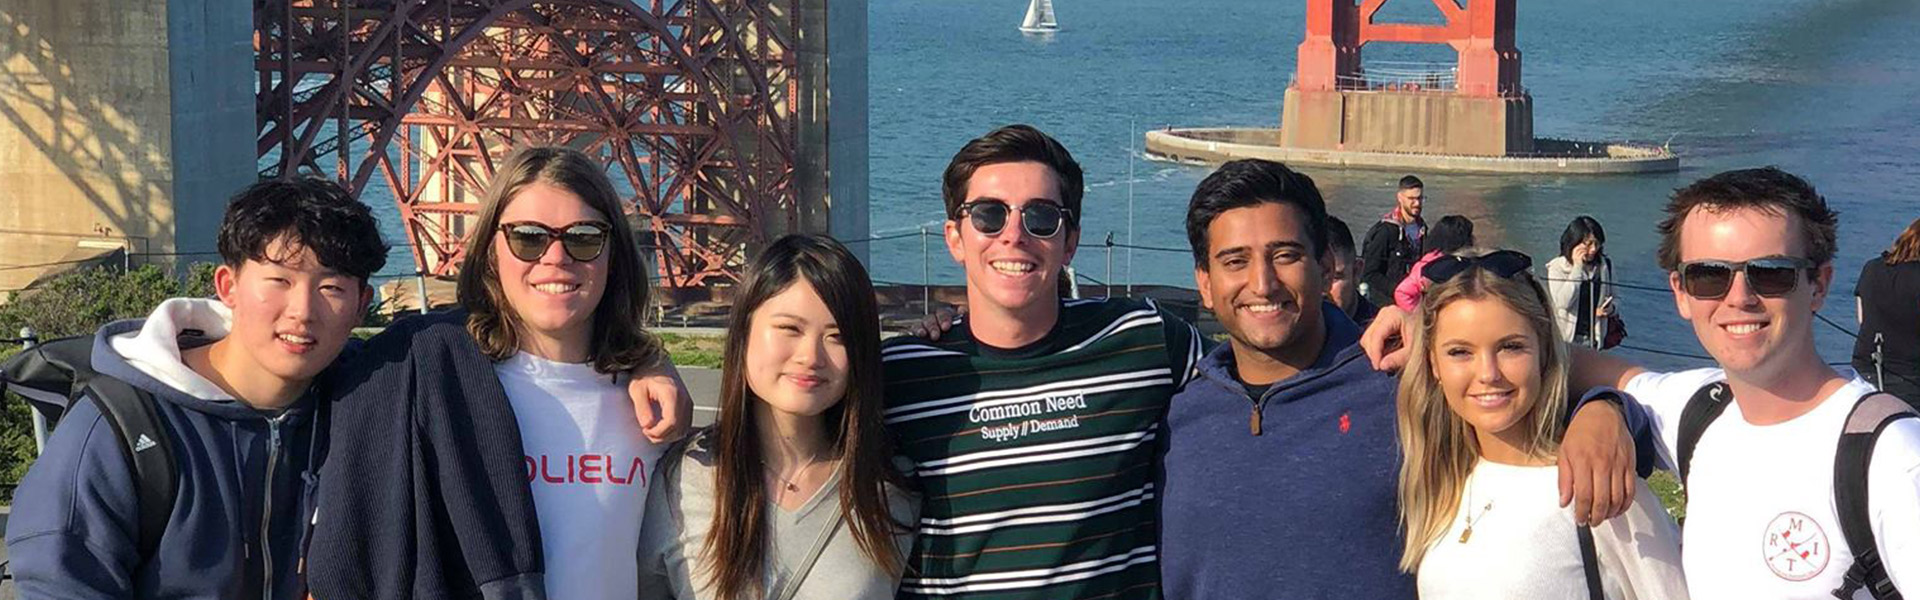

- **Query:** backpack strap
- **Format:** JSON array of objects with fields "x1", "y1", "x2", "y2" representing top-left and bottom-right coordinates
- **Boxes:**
[
  {"x1": 80, "y1": 376, "x2": 178, "y2": 560},
  {"x1": 1676, "y1": 381, "x2": 1734, "y2": 485},
  {"x1": 1578, "y1": 525, "x2": 1605, "y2": 600},
  {"x1": 1831, "y1": 392, "x2": 1914, "y2": 600}
]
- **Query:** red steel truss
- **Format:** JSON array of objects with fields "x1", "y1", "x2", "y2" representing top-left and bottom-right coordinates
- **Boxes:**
[
  {"x1": 254, "y1": 0, "x2": 799, "y2": 286},
  {"x1": 1296, "y1": 0, "x2": 1520, "y2": 97}
]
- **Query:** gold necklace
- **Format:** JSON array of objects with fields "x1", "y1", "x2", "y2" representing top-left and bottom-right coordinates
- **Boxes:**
[{"x1": 1458, "y1": 483, "x2": 1495, "y2": 543}]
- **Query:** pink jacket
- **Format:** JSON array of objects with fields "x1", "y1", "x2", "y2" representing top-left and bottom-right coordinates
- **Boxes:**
[{"x1": 1394, "y1": 251, "x2": 1444, "y2": 312}]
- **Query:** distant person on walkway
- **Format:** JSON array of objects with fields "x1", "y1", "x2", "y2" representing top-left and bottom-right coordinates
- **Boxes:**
[
  {"x1": 1394, "y1": 248, "x2": 1687, "y2": 599},
  {"x1": 639, "y1": 235, "x2": 917, "y2": 600},
  {"x1": 1362, "y1": 175, "x2": 1427, "y2": 307},
  {"x1": 1546, "y1": 216, "x2": 1618, "y2": 347},
  {"x1": 1327, "y1": 215, "x2": 1379, "y2": 324},
  {"x1": 5, "y1": 179, "x2": 387, "y2": 599},
  {"x1": 1855, "y1": 217, "x2": 1920, "y2": 404},
  {"x1": 1393, "y1": 215, "x2": 1475, "y2": 312}
]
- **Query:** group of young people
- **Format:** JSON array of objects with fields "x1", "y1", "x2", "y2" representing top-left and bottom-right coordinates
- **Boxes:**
[{"x1": 3, "y1": 122, "x2": 1913, "y2": 600}]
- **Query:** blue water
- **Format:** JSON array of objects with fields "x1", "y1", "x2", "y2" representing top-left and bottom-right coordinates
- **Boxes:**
[
  {"x1": 862, "y1": 0, "x2": 1920, "y2": 370},
  {"x1": 344, "y1": 0, "x2": 1920, "y2": 371}
]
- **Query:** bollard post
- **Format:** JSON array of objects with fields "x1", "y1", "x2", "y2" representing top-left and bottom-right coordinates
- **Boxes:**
[
  {"x1": 921, "y1": 226, "x2": 931, "y2": 316},
  {"x1": 22, "y1": 326, "x2": 48, "y2": 456},
  {"x1": 415, "y1": 271, "x2": 431, "y2": 315},
  {"x1": 1105, "y1": 233, "x2": 1115, "y2": 298}
]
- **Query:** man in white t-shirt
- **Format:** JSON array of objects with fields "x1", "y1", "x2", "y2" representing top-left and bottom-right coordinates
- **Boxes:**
[{"x1": 1368, "y1": 167, "x2": 1920, "y2": 599}]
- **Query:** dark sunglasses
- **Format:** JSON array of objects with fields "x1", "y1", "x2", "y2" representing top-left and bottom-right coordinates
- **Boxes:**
[
  {"x1": 958, "y1": 200, "x2": 1073, "y2": 239},
  {"x1": 1422, "y1": 250, "x2": 1534, "y2": 283},
  {"x1": 498, "y1": 221, "x2": 612, "y2": 262},
  {"x1": 1678, "y1": 256, "x2": 1813, "y2": 300}
]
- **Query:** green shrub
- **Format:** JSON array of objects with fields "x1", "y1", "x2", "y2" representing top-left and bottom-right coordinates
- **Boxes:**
[{"x1": 0, "y1": 264, "x2": 215, "y2": 501}]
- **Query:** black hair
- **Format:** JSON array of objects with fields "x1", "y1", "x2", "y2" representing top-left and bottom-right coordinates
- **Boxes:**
[
  {"x1": 1327, "y1": 215, "x2": 1357, "y2": 258},
  {"x1": 1399, "y1": 175, "x2": 1425, "y2": 190},
  {"x1": 1185, "y1": 159, "x2": 1329, "y2": 268},
  {"x1": 1558, "y1": 216, "x2": 1607, "y2": 261},
  {"x1": 941, "y1": 124, "x2": 1084, "y2": 229},
  {"x1": 217, "y1": 177, "x2": 387, "y2": 282},
  {"x1": 1656, "y1": 167, "x2": 1838, "y2": 272},
  {"x1": 704, "y1": 234, "x2": 906, "y2": 600},
  {"x1": 1423, "y1": 215, "x2": 1475, "y2": 256}
]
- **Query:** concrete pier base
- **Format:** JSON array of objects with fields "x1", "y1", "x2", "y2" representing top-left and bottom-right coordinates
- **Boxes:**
[{"x1": 1144, "y1": 128, "x2": 1678, "y2": 175}]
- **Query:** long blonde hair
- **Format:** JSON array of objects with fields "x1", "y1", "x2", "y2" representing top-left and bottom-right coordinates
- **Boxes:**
[{"x1": 1395, "y1": 249, "x2": 1571, "y2": 571}]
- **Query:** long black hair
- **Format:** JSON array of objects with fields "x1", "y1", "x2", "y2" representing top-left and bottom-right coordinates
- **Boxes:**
[{"x1": 702, "y1": 234, "x2": 906, "y2": 600}]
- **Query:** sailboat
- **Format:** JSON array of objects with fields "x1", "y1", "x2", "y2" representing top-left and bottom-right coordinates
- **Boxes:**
[{"x1": 1020, "y1": 0, "x2": 1058, "y2": 33}]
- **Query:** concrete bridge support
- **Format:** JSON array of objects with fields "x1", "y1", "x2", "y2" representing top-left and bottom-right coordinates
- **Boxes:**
[{"x1": 0, "y1": 0, "x2": 255, "y2": 295}]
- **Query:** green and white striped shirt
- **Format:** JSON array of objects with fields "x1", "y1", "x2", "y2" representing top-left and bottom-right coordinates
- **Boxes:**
[{"x1": 883, "y1": 298, "x2": 1202, "y2": 599}]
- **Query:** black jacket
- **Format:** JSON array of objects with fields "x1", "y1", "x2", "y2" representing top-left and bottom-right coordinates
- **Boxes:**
[
  {"x1": 1360, "y1": 216, "x2": 1424, "y2": 308},
  {"x1": 307, "y1": 311, "x2": 547, "y2": 600}
]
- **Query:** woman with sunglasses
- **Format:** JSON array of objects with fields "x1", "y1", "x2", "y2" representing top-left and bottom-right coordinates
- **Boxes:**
[
  {"x1": 1396, "y1": 249, "x2": 1686, "y2": 599},
  {"x1": 309, "y1": 146, "x2": 688, "y2": 599},
  {"x1": 1546, "y1": 216, "x2": 1617, "y2": 348},
  {"x1": 639, "y1": 234, "x2": 915, "y2": 600},
  {"x1": 1393, "y1": 215, "x2": 1476, "y2": 312}
]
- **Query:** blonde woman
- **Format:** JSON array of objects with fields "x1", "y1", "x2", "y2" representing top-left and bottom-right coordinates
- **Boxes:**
[{"x1": 1396, "y1": 249, "x2": 1687, "y2": 599}]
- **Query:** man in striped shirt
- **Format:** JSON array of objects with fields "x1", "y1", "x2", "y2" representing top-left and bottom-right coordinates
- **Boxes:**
[{"x1": 883, "y1": 124, "x2": 1202, "y2": 599}]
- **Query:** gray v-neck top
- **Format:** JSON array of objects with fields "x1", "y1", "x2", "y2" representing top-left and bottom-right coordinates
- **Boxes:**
[{"x1": 638, "y1": 429, "x2": 919, "y2": 600}]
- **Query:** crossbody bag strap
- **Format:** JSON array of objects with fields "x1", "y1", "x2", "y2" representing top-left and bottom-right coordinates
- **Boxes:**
[
  {"x1": 1579, "y1": 525, "x2": 1605, "y2": 600},
  {"x1": 769, "y1": 506, "x2": 845, "y2": 600}
]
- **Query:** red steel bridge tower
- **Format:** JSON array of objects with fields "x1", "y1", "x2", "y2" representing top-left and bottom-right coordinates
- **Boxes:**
[{"x1": 253, "y1": 0, "x2": 840, "y2": 288}]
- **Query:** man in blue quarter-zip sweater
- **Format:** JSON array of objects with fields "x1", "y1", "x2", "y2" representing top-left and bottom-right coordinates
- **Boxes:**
[
  {"x1": 1157, "y1": 160, "x2": 1656, "y2": 599},
  {"x1": 6, "y1": 179, "x2": 387, "y2": 599}
]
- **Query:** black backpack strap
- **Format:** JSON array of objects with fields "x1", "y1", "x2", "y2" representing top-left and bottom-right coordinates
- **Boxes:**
[
  {"x1": 1676, "y1": 381, "x2": 1735, "y2": 485},
  {"x1": 1831, "y1": 392, "x2": 1914, "y2": 600},
  {"x1": 1579, "y1": 525, "x2": 1605, "y2": 600},
  {"x1": 81, "y1": 376, "x2": 177, "y2": 559}
]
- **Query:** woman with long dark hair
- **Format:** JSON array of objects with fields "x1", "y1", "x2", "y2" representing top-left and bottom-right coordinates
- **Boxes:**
[
  {"x1": 1545, "y1": 216, "x2": 1617, "y2": 347},
  {"x1": 1855, "y1": 217, "x2": 1920, "y2": 403},
  {"x1": 639, "y1": 234, "x2": 915, "y2": 600}
]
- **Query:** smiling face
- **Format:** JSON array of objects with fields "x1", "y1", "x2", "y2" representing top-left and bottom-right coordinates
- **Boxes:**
[
  {"x1": 493, "y1": 181, "x2": 610, "y2": 359},
  {"x1": 945, "y1": 161, "x2": 1078, "y2": 320},
  {"x1": 1430, "y1": 295, "x2": 1544, "y2": 462},
  {"x1": 1667, "y1": 206, "x2": 1831, "y2": 378},
  {"x1": 1196, "y1": 202, "x2": 1331, "y2": 363},
  {"x1": 744, "y1": 280, "x2": 850, "y2": 417},
  {"x1": 216, "y1": 236, "x2": 370, "y2": 386}
]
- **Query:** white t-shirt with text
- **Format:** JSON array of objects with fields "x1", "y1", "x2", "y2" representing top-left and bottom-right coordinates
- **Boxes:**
[
  {"x1": 1625, "y1": 368, "x2": 1920, "y2": 599},
  {"x1": 498, "y1": 353, "x2": 666, "y2": 600}
]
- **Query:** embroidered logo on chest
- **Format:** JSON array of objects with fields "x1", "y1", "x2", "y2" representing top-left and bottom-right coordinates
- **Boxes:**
[{"x1": 1762, "y1": 511, "x2": 1830, "y2": 581}]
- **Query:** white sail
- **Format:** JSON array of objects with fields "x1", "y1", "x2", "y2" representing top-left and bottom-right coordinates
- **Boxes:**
[{"x1": 1020, "y1": 0, "x2": 1058, "y2": 32}]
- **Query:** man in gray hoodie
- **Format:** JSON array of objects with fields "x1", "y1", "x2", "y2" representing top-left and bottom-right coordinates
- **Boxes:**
[{"x1": 5, "y1": 178, "x2": 387, "y2": 599}]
